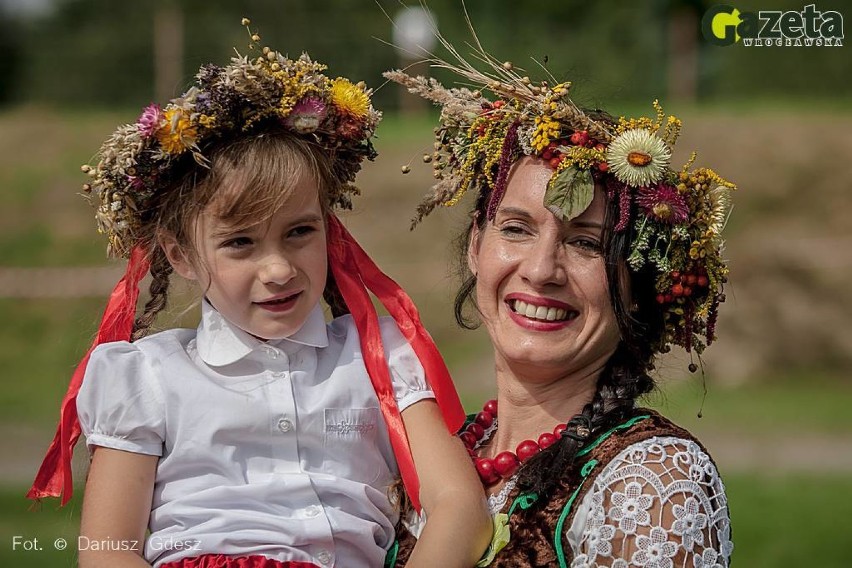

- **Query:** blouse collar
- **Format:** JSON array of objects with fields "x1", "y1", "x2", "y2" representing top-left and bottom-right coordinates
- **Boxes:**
[{"x1": 196, "y1": 299, "x2": 329, "y2": 367}]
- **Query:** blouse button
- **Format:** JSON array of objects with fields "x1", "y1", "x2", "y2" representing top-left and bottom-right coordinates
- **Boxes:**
[
  {"x1": 263, "y1": 346, "x2": 279, "y2": 359},
  {"x1": 277, "y1": 418, "x2": 294, "y2": 433},
  {"x1": 305, "y1": 505, "x2": 322, "y2": 518},
  {"x1": 317, "y1": 550, "x2": 332, "y2": 565}
]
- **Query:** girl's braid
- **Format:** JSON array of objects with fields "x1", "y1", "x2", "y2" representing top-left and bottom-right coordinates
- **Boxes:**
[{"x1": 130, "y1": 246, "x2": 173, "y2": 341}]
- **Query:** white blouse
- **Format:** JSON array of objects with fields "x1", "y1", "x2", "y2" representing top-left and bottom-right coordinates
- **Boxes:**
[{"x1": 77, "y1": 300, "x2": 434, "y2": 568}]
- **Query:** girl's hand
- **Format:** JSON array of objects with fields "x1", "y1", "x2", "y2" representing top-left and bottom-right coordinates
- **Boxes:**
[{"x1": 79, "y1": 447, "x2": 158, "y2": 568}]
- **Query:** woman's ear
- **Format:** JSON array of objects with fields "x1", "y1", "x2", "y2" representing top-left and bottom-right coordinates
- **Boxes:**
[
  {"x1": 159, "y1": 233, "x2": 197, "y2": 281},
  {"x1": 467, "y1": 217, "x2": 482, "y2": 278}
]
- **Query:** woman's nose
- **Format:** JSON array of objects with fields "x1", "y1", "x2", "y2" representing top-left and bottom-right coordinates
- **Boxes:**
[
  {"x1": 258, "y1": 256, "x2": 296, "y2": 285},
  {"x1": 519, "y1": 237, "x2": 567, "y2": 287}
]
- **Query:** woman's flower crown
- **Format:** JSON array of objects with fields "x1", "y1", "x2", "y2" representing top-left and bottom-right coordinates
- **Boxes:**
[
  {"x1": 82, "y1": 19, "x2": 381, "y2": 259},
  {"x1": 385, "y1": 42, "x2": 735, "y2": 357}
]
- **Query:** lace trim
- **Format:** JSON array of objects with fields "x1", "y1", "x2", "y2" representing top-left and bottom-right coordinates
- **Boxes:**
[
  {"x1": 472, "y1": 417, "x2": 519, "y2": 515},
  {"x1": 487, "y1": 477, "x2": 517, "y2": 515},
  {"x1": 567, "y1": 436, "x2": 733, "y2": 568}
]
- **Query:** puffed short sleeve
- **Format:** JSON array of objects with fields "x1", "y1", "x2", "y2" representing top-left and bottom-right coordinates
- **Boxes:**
[
  {"x1": 77, "y1": 341, "x2": 166, "y2": 456},
  {"x1": 379, "y1": 318, "x2": 435, "y2": 411}
]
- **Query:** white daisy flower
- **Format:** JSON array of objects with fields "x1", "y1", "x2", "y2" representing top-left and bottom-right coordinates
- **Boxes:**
[{"x1": 607, "y1": 128, "x2": 671, "y2": 187}]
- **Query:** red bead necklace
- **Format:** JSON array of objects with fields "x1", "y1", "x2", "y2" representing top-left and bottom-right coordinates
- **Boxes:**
[{"x1": 459, "y1": 399, "x2": 568, "y2": 487}]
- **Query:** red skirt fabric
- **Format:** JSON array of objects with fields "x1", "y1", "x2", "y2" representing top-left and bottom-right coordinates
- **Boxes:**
[{"x1": 159, "y1": 555, "x2": 320, "y2": 568}]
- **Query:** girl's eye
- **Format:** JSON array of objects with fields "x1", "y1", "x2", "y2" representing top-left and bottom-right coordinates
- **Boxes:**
[
  {"x1": 289, "y1": 225, "x2": 317, "y2": 238},
  {"x1": 221, "y1": 236, "x2": 252, "y2": 249}
]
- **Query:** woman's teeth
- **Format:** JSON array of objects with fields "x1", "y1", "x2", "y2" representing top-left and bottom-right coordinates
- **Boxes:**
[{"x1": 510, "y1": 300, "x2": 575, "y2": 322}]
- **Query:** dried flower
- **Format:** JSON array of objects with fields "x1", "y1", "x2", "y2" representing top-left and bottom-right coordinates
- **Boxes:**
[
  {"x1": 285, "y1": 97, "x2": 327, "y2": 134},
  {"x1": 136, "y1": 104, "x2": 164, "y2": 138},
  {"x1": 636, "y1": 184, "x2": 689, "y2": 224},
  {"x1": 706, "y1": 185, "x2": 733, "y2": 236},
  {"x1": 330, "y1": 78, "x2": 369, "y2": 119},
  {"x1": 607, "y1": 129, "x2": 671, "y2": 187},
  {"x1": 156, "y1": 108, "x2": 196, "y2": 154}
]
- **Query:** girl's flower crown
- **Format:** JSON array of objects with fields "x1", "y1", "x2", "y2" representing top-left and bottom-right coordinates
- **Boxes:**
[
  {"x1": 83, "y1": 19, "x2": 381, "y2": 259},
  {"x1": 385, "y1": 40, "x2": 736, "y2": 357}
]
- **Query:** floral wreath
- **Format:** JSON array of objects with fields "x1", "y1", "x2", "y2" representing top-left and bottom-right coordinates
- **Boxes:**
[
  {"x1": 82, "y1": 18, "x2": 381, "y2": 259},
  {"x1": 385, "y1": 40, "x2": 735, "y2": 357}
]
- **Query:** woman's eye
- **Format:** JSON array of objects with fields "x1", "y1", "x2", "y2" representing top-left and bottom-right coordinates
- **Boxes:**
[
  {"x1": 500, "y1": 224, "x2": 529, "y2": 236},
  {"x1": 572, "y1": 238, "x2": 601, "y2": 252}
]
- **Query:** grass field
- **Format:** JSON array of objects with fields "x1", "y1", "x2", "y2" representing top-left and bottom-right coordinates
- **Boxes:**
[{"x1": 2, "y1": 104, "x2": 850, "y2": 565}]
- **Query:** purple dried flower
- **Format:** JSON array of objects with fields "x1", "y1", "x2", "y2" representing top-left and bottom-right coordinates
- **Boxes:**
[
  {"x1": 136, "y1": 104, "x2": 164, "y2": 138},
  {"x1": 683, "y1": 304, "x2": 693, "y2": 352},
  {"x1": 706, "y1": 295, "x2": 720, "y2": 345},
  {"x1": 636, "y1": 183, "x2": 688, "y2": 224},
  {"x1": 194, "y1": 92, "x2": 213, "y2": 115},
  {"x1": 616, "y1": 183, "x2": 632, "y2": 232},
  {"x1": 128, "y1": 175, "x2": 145, "y2": 190},
  {"x1": 197, "y1": 64, "x2": 223, "y2": 88},
  {"x1": 486, "y1": 121, "x2": 519, "y2": 221},
  {"x1": 605, "y1": 175, "x2": 622, "y2": 201},
  {"x1": 285, "y1": 97, "x2": 328, "y2": 134}
]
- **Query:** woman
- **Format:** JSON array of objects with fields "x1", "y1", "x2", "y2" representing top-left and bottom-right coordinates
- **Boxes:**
[{"x1": 383, "y1": 46, "x2": 734, "y2": 568}]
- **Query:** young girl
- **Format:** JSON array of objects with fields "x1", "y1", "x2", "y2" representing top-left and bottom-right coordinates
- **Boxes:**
[{"x1": 28, "y1": 22, "x2": 490, "y2": 568}]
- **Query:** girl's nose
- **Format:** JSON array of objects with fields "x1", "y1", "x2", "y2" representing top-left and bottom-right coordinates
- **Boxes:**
[{"x1": 259, "y1": 258, "x2": 296, "y2": 286}]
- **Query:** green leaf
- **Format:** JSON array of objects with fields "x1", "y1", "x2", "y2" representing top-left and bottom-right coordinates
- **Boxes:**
[
  {"x1": 543, "y1": 166, "x2": 595, "y2": 222},
  {"x1": 476, "y1": 513, "x2": 511, "y2": 567}
]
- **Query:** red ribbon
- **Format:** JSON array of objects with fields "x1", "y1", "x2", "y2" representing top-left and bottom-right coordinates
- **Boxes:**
[
  {"x1": 27, "y1": 245, "x2": 151, "y2": 505},
  {"x1": 326, "y1": 216, "x2": 465, "y2": 512}
]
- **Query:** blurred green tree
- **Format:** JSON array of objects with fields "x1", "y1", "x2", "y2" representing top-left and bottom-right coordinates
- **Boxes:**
[
  {"x1": 0, "y1": 8, "x2": 24, "y2": 105},
  {"x1": 9, "y1": 0, "x2": 852, "y2": 110}
]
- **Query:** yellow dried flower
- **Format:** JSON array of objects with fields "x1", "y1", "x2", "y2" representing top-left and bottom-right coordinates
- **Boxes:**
[
  {"x1": 157, "y1": 109, "x2": 197, "y2": 154},
  {"x1": 532, "y1": 115, "x2": 560, "y2": 152},
  {"x1": 331, "y1": 78, "x2": 370, "y2": 119}
]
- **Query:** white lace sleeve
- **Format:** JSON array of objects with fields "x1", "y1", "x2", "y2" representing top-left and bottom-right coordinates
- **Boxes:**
[{"x1": 566, "y1": 436, "x2": 733, "y2": 568}]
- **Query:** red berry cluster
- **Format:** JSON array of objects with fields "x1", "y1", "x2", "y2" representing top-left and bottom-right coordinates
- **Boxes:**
[
  {"x1": 474, "y1": 100, "x2": 507, "y2": 136},
  {"x1": 459, "y1": 399, "x2": 567, "y2": 486},
  {"x1": 656, "y1": 268, "x2": 709, "y2": 304},
  {"x1": 541, "y1": 130, "x2": 608, "y2": 172}
]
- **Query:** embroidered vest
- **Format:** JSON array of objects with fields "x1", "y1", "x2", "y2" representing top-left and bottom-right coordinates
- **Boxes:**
[{"x1": 386, "y1": 409, "x2": 713, "y2": 568}]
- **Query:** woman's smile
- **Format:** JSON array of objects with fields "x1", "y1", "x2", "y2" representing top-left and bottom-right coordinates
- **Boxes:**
[{"x1": 504, "y1": 292, "x2": 579, "y2": 331}]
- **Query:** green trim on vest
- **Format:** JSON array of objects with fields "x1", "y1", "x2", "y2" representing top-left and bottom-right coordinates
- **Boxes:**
[
  {"x1": 552, "y1": 414, "x2": 651, "y2": 568},
  {"x1": 554, "y1": 458, "x2": 598, "y2": 568},
  {"x1": 384, "y1": 539, "x2": 399, "y2": 568}
]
